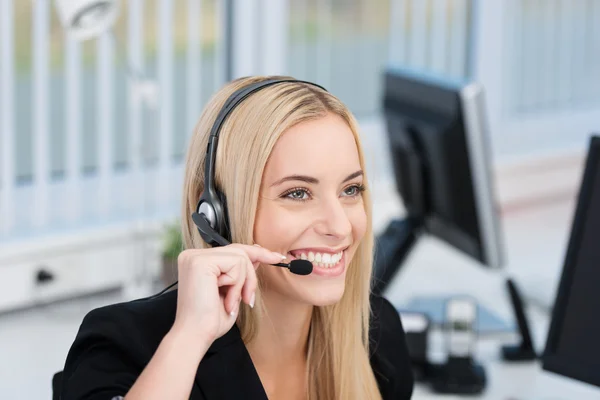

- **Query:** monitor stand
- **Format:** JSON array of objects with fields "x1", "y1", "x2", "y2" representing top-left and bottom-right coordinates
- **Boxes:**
[{"x1": 372, "y1": 217, "x2": 422, "y2": 296}]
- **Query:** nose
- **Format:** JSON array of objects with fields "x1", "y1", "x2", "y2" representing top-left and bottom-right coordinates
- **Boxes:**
[{"x1": 313, "y1": 196, "x2": 353, "y2": 239}]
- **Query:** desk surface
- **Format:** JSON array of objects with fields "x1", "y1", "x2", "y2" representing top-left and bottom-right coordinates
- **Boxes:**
[
  {"x1": 411, "y1": 333, "x2": 600, "y2": 400},
  {"x1": 381, "y1": 200, "x2": 600, "y2": 399}
]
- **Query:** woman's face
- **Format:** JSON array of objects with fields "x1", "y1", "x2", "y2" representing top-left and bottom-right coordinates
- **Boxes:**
[{"x1": 253, "y1": 113, "x2": 367, "y2": 306}]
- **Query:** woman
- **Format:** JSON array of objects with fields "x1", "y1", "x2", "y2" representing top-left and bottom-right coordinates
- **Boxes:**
[{"x1": 61, "y1": 76, "x2": 414, "y2": 399}]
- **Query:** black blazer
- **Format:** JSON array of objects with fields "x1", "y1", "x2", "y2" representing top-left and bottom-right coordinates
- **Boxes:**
[{"x1": 60, "y1": 290, "x2": 414, "y2": 399}]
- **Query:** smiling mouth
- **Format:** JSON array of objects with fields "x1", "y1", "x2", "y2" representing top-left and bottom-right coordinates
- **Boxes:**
[{"x1": 288, "y1": 249, "x2": 346, "y2": 269}]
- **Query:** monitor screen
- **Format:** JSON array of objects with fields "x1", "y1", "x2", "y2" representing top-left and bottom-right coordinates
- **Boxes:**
[
  {"x1": 382, "y1": 68, "x2": 504, "y2": 269},
  {"x1": 543, "y1": 136, "x2": 600, "y2": 388}
]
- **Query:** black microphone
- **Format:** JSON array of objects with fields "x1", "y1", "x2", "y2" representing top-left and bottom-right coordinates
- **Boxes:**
[
  {"x1": 273, "y1": 259, "x2": 313, "y2": 275},
  {"x1": 192, "y1": 212, "x2": 313, "y2": 275}
]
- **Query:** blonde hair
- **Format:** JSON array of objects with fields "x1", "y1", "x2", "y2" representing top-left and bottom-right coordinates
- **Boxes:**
[{"x1": 181, "y1": 76, "x2": 382, "y2": 400}]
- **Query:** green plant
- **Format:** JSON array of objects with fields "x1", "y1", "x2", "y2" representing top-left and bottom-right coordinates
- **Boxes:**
[{"x1": 162, "y1": 220, "x2": 183, "y2": 261}]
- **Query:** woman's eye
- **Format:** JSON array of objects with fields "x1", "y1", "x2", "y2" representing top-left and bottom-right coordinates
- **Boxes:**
[
  {"x1": 282, "y1": 185, "x2": 364, "y2": 202},
  {"x1": 285, "y1": 189, "x2": 310, "y2": 201},
  {"x1": 343, "y1": 184, "x2": 365, "y2": 197},
  {"x1": 344, "y1": 186, "x2": 358, "y2": 196}
]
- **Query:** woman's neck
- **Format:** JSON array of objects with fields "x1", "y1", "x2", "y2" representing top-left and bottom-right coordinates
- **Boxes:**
[{"x1": 246, "y1": 291, "x2": 313, "y2": 369}]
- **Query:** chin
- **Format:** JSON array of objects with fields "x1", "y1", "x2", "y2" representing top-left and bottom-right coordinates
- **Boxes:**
[{"x1": 303, "y1": 281, "x2": 346, "y2": 307}]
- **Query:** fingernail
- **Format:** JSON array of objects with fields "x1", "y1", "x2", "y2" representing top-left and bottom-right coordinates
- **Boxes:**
[
  {"x1": 230, "y1": 303, "x2": 238, "y2": 317},
  {"x1": 274, "y1": 252, "x2": 286, "y2": 260},
  {"x1": 254, "y1": 244, "x2": 261, "y2": 247},
  {"x1": 249, "y1": 293, "x2": 255, "y2": 309}
]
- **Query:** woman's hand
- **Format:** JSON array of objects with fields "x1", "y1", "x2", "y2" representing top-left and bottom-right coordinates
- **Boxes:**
[
  {"x1": 126, "y1": 244, "x2": 284, "y2": 400},
  {"x1": 171, "y1": 244, "x2": 286, "y2": 344}
]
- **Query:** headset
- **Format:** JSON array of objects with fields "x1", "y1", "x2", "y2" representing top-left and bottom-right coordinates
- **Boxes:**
[
  {"x1": 151, "y1": 79, "x2": 326, "y2": 299},
  {"x1": 192, "y1": 78, "x2": 327, "y2": 247}
]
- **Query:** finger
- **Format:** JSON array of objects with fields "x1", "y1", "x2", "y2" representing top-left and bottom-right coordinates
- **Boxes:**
[
  {"x1": 251, "y1": 247, "x2": 262, "y2": 270},
  {"x1": 184, "y1": 247, "x2": 284, "y2": 274},
  {"x1": 224, "y1": 260, "x2": 246, "y2": 315},
  {"x1": 241, "y1": 257, "x2": 258, "y2": 307},
  {"x1": 228, "y1": 244, "x2": 287, "y2": 265},
  {"x1": 217, "y1": 273, "x2": 237, "y2": 287},
  {"x1": 191, "y1": 251, "x2": 252, "y2": 277}
]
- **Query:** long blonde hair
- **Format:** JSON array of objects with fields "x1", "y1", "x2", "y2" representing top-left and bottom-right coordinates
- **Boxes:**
[{"x1": 181, "y1": 76, "x2": 382, "y2": 400}]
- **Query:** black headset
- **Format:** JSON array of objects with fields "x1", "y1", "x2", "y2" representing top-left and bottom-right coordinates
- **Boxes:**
[
  {"x1": 192, "y1": 78, "x2": 327, "y2": 247},
  {"x1": 151, "y1": 79, "x2": 326, "y2": 298}
]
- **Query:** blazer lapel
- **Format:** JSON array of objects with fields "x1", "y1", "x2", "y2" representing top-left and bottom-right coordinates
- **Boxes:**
[
  {"x1": 370, "y1": 351, "x2": 397, "y2": 399},
  {"x1": 369, "y1": 294, "x2": 398, "y2": 399},
  {"x1": 194, "y1": 325, "x2": 269, "y2": 400}
]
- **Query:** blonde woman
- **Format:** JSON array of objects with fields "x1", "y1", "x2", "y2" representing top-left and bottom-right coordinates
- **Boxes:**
[{"x1": 61, "y1": 77, "x2": 414, "y2": 400}]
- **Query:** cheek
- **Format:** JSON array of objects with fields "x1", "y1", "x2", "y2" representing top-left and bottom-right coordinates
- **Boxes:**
[
  {"x1": 254, "y1": 203, "x2": 307, "y2": 248},
  {"x1": 350, "y1": 204, "x2": 368, "y2": 242},
  {"x1": 346, "y1": 204, "x2": 368, "y2": 261},
  {"x1": 254, "y1": 204, "x2": 305, "y2": 290}
]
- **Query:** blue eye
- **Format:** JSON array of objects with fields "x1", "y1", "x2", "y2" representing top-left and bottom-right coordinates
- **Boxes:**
[
  {"x1": 282, "y1": 188, "x2": 311, "y2": 201},
  {"x1": 281, "y1": 184, "x2": 365, "y2": 202},
  {"x1": 343, "y1": 184, "x2": 366, "y2": 197}
]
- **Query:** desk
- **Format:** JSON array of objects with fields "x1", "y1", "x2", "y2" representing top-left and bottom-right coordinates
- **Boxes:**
[
  {"x1": 411, "y1": 331, "x2": 600, "y2": 399},
  {"x1": 381, "y1": 200, "x2": 600, "y2": 399}
]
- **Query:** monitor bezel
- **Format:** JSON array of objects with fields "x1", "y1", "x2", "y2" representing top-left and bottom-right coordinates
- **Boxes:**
[
  {"x1": 460, "y1": 83, "x2": 505, "y2": 269},
  {"x1": 383, "y1": 67, "x2": 505, "y2": 269}
]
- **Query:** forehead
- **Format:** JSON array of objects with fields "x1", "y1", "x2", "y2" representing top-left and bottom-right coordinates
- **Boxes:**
[{"x1": 263, "y1": 113, "x2": 361, "y2": 182}]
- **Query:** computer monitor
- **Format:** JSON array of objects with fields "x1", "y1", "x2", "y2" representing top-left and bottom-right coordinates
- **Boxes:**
[
  {"x1": 373, "y1": 67, "x2": 505, "y2": 295},
  {"x1": 542, "y1": 135, "x2": 600, "y2": 388}
]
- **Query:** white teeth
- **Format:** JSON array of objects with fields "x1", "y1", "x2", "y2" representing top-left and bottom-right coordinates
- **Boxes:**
[{"x1": 291, "y1": 251, "x2": 343, "y2": 268}]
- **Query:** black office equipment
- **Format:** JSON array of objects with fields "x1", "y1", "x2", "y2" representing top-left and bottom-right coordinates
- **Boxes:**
[
  {"x1": 502, "y1": 277, "x2": 537, "y2": 361},
  {"x1": 430, "y1": 296, "x2": 487, "y2": 394},
  {"x1": 399, "y1": 311, "x2": 431, "y2": 381},
  {"x1": 429, "y1": 357, "x2": 487, "y2": 395},
  {"x1": 542, "y1": 135, "x2": 600, "y2": 388},
  {"x1": 373, "y1": 68, "x2": 505, "y2": 295},
  {"x1": 407, "y1": 297, "x2": 487, "y2": 395}
]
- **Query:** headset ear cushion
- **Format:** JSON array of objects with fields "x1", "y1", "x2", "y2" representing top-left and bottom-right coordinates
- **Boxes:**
[{"x1": 217, "y1": 190, "x2": 232, "y2": 243}]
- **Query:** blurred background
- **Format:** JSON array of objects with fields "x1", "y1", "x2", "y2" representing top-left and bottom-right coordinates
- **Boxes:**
[{"x1": 1, "y1": 0, "x2": 599, "y2": 398}]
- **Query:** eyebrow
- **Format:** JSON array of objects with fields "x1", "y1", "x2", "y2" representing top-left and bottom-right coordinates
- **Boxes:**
[{"x1": 270, "y1": 170, "x2": 363, "y2": 187}]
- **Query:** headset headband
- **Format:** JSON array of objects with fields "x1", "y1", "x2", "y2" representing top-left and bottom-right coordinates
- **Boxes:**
[
  {"x1": 204, "y1": 79, "x2": 327, "y2": 194},
  {"x1": 196, "y1": 78, "x2": 327, "y2": 246}
]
